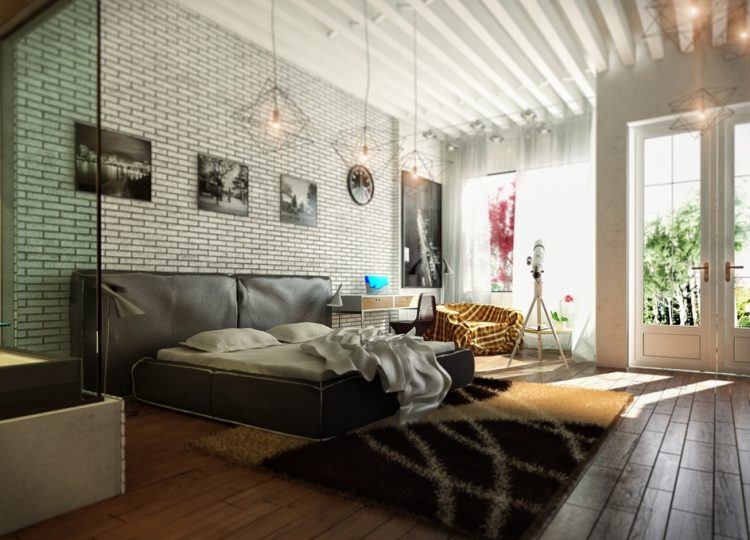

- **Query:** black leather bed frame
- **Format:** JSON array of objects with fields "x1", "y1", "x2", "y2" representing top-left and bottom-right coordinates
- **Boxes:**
[{"x1": 70, "y1": 271, "x2": 475, "y2": 439}]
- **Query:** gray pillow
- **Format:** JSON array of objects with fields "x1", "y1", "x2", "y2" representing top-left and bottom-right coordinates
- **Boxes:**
[
  {"x1": 267, "y1": 322, "x2": 332, "y2": 343},
  {"x1": 181, "y1": 328, "x2": 280, "y2": 352}
]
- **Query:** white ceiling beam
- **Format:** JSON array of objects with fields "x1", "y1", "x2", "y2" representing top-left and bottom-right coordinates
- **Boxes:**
[
  {"x1": 368, "y1": 0, "x2": 517, "y2": 126},
  {"x1": 557, "y1": 0, "x2": 609, "y2": 73},
  {"x1": 326, "y1": 0, "x2": 483, "y2": 129},
  {"x1": 598, "y1": 0, "x2": 636, "y2": 66},
  {"x1": 286, "y1": 0, "x2": 470, "y2": 133},
  {"x1": 407, "y1": 0, "x2": 539, "y2": 117},
  {"x1": 442, "y1": 0, "x2": 565, "y2": 118},
  {"x1": 516, "y1": 0, "x2": 596, "y2": 105},
  {"x1": 635, "y1": 0, "x2": 665, "y2": 60},
  {"x1": 712, "y1": 0, "x2": 728, "y2": 46},
  {"x1": 673, "y1": 0, "x2": 696, "y2": 52},
  {"x1": 479, "y1": 0, "x2": 583, "y2": 113}
]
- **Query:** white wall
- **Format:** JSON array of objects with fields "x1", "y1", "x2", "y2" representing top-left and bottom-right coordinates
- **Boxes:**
[{"x1": 596, "y1": 41, "x2": 750, "y2": 368}]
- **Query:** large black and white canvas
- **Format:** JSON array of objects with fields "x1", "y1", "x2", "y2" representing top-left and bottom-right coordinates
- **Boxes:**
[
  {"x1": 402, "y1": 171, "x2": 442, "y2": 288},
  {"x1": 75, "y1": 122, "x2": 152, "y2": 201},
  {"x1": 280, "y1": 175, "x2": 317, "y2": 227},
  {"x1": 197, "y1": 154, "x2": 249, "y2": 217}
]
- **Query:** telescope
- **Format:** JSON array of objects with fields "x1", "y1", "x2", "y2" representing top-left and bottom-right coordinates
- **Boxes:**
[
  {"x1": 509, "y1": 238, "x2": 569, "y2": 369},
  {"x1": 526, "y1": 239, "x2": 545, "y2": 281}
]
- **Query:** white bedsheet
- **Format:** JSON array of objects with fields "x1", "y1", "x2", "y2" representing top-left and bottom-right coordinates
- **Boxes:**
[{"x1": 301, "y1": 327, "x2": 452, "y2": 423}]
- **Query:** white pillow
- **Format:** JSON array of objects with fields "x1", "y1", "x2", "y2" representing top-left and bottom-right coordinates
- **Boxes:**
[
  {"x1": 266, "y1": 322, "x2": 332, "y2": 343},
  {"x1": 181, "y1": 328, "x2": 280, "y2": 353}
]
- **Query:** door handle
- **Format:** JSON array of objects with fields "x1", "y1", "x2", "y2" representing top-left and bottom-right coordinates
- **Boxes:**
[
  {"x1": 691, "y1": 262, "x2": 709, "y2": 282},
  {"x1": 726, "y1": 261, "x2": 745, "y2": 282}
]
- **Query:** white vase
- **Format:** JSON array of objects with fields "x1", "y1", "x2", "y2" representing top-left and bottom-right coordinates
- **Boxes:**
[{"x1": 559, "y1": 301, "x2": 577, "y2": 328}]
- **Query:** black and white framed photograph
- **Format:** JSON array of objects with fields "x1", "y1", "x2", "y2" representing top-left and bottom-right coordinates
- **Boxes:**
[
  {"x1": 402, "y1": 171, "x2": 443, "y2": 288},
  {"x1": 197, "y1": 154, "x2": 249, "y2": 217},
  {"x1": 280, "y1": 175, "x2": 317, "y2": 227},
  {"x1": 75, "y1": 122, "x2": 152, "y2": 201}
]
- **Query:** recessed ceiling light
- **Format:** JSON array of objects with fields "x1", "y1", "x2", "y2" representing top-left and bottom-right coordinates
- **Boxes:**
[
  {"x1": 488, "y1": 134, "x2": 504, "y2": 143},
  {"x1": 422, "y1": 129, "x2": 436, "y2": 139},
  {"x1": 326, "y1": 29, "x2": 338, "y2": 39},
  {"x1": 372, "y1": 12, "x2": 385, "y2": 24},
  {"x1": 447, "y1": 143, "x2": 458, "y2": 152},
  {"x1": 470, "y1": 119, "x2": 486, "y2": 131},
  {"x1": 538, "y1": 125, "x2": 551, "y2": 135}
]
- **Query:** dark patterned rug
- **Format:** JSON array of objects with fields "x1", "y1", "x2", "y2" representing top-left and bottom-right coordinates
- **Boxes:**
[{"x1": 189, "y1": 378, "x2": 631, "y2": 539}]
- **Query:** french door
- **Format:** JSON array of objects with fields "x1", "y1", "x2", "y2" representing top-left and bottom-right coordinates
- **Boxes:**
[{"x1": 632, "y1": 108, "x2": 750, "y2": 373}]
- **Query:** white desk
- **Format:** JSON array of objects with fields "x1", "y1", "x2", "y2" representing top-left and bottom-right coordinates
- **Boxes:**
[{"x1": 333, "y1": 294, "x2": 419, "y2": 327}]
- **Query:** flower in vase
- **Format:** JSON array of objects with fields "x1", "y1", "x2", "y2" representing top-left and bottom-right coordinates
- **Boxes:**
[{"x1": 563, "y1": 294, "x2": 574, "y2": 303}]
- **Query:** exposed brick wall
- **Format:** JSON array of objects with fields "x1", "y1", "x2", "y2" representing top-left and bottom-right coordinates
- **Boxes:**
[
  {"x1": 99, "y1": 0, "x2": 400, "y2": 329},
  {"x1": 4, "y1": 0, "x2": 97, "y2": 354}
]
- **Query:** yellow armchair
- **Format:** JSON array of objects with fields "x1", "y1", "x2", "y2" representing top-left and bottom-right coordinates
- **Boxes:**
[{"x1": 424, "y1": 303, "x2": 524, "y2": 356}]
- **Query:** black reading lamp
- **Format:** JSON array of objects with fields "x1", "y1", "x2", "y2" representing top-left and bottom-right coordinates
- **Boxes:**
[{"x1": 101, "y1": 283, "x2": 145, "y2": 409}]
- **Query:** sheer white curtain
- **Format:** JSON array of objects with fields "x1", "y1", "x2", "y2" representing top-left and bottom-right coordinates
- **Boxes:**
[
  {"x1": 513, "y1": 114, "x2": 595, "y2": 358},
  {"x1": 443, "y1": 136, "x2": 491, "y2": 303}
]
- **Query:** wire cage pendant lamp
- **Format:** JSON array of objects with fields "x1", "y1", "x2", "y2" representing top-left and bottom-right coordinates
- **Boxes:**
[
  {"x1": 237, "y1": 0, "x2": 312, "y2": 153},
  {"x1": 332, "y1": 0, "x2": 402, "y2": 177},
  {"x1": 399, "y1": 7, "x2": 452, "y2": 183}
]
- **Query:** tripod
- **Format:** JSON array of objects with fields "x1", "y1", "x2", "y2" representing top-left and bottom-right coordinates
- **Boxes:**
[{"x1": 507, "y1": 277, "x2": 570, "y2": 370}]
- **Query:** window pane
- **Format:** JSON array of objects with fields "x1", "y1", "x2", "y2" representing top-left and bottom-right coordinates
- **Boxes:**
[
  {"x1": 734, "y1": 138, "x2": 750, "y2": 328},
  {"x1": 644, "y1": 136, "x2": 671, "y2": 186},
  {"x1": 643, "y1": 134, "x2": 701, "y2": 326},
  {"x1": 673, "y1": 133, "x2": 701, "y2": 182}
]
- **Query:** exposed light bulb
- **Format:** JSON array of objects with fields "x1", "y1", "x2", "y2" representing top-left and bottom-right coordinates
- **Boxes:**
[
  {"x1": 269, "y1": 108, "x2": 281, "y2": 130},
  {"x1": 688, "y1": 4, "x2": 700, "y2": 18},
  {"x1": 447, "y1": 143, "x2": 458, "y2": 152},
  {"x1": 358, "y1": 145, "x2": 369, "y2": 164},
  {"x1": 740, "y1": 29, "x2": 749, "y2": 41}
]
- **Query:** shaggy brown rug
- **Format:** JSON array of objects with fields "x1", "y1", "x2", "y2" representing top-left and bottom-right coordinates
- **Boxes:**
[{"x1": 188, "y1": 378, "x2": 631, "y2": 539}]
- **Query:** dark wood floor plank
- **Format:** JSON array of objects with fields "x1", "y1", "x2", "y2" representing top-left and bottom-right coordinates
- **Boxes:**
[
  {"x1": 607, "y1": 463, "x2": 652, "y2": 513},
  {"x1": 715, "y1": 472, "x2": 748, "y2": 540},
  {"x1": 647, "y1": 453, "x2": 680, "y2": 492},
  {"x1": 664, "y1": 509, "x2": 712, "y2": 540},
  {"x1": 538, "y1": 503, "x2": 599, "y2": 540},
  {"x1": 565, "y1": 466, "x2": 621, "y2": 511},
  {"x1": 672, "y1": 468, "x2": 713, "y2": 516},
  {"x1": 589, "y1": 508, "x2": 635, "y2": 540},
  {"x1": 629, "y1": 488, "x2": 671, "y2": 540}
]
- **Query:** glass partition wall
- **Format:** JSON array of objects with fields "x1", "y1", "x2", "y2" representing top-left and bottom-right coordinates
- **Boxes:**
[{"x1": 0, "y1": 0, "x2": 101, "y2": 416}]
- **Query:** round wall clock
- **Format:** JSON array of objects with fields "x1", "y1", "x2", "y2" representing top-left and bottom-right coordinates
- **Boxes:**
[{"x1": 347, "y1": 165, "x2": 375, "y2": 206}]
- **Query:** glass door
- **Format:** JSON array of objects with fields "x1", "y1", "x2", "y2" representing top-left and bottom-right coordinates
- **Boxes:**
[
  {"x1": 632, "y1": 123, "x2": 714, "y2": 371},
  {"x1": 720, "y1": 114, "x2": 750, "y2": 372}
]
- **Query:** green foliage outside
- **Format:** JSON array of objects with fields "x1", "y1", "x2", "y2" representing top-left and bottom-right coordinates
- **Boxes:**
[{"x1": 643, "y1": 192, "x2": 750, "y2": 327}]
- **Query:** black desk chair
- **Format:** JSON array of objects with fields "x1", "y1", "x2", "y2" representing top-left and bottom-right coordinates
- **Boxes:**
[{"x1": 390, "y1": 293, "x2": 436, "y2": 336}]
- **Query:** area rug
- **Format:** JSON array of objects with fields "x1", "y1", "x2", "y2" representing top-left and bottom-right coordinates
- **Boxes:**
[{"x1": 188, "y1": 378, "x2": 632, "y2": 539}]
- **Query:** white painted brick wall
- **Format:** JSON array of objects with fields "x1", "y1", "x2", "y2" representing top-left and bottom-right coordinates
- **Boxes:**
[
  {"x1": 8, "y1": 0, "x2": 97, "y2": 354},
  {"x1": 99, "y1": 0, "x2": 400, "y2": 329}
]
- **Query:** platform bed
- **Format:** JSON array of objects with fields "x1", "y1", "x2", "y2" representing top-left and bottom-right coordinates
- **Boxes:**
[
  {"x1": 72, "y1": 271, "x2": 475, "y2": 440},
  {"x1": 132, "y1": 347, "x2": 474, "y2": 439}
]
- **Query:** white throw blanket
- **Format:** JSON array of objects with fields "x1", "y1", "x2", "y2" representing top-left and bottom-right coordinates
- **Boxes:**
[{"x1": 301, "y1": 327, "x2": 452, "y2": 423}]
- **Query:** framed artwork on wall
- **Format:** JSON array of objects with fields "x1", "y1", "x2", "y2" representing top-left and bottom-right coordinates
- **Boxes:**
[
  {"x1": 197, "y1": 154, "x2": 249, "y2": 217},
  {"x1": 74, "y1": 122, "x2": 152, "y2": 201},
  {"x1": 280, "y1": 175, "x2": 317, "y2": 227},
  {"x1": 401, "y1": 171, "x2": 442, "y2": 288}
]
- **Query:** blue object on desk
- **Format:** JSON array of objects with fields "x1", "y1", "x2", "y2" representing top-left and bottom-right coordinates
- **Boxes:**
[{"x1": 364, "y1": 275, "x2": 389, "y2": 294}]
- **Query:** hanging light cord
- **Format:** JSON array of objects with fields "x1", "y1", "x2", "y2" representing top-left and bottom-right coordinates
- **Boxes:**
[
  {"x1": 412, "y1": 7, "x2": 418, "y2": 155},
  {"x1": 363, "y1": 0, "x2": 371, "y2": 147},
  {"x1": 271, "y1": 0, "x2": 279, "y2": 108}
]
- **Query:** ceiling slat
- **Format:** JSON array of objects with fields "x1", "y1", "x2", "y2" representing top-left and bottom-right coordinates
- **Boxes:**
[
  {"x1": 442, "y1": 0, "x2": 565, "y2": 118},
  {"x1": 673, "y1": 0, "x2": 696, "y2": 52},
  {"x1": 598, "y1": 0, "x2": 637, "y2": 66},
  {"x1": 558, "y1": 0, "x2": 610, "y2": 73},
  {"x1": 516, "y1": 0, "x2": 596, "y2": 106},
  {"x1": 367, "y1": 0, "x2": 518, "y2": 126},
  {"x1": 712, "y1": 0, "x2": 728, "y2": 46}
]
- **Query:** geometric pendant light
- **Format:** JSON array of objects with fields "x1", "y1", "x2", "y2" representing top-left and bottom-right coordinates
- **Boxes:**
[
  {"x1": 669, "y1": 86, "x2": 736, "y2": 135},
  {"x1": 332, "y1": 0, "x2": 401, "y2": 179},
  {"x1": 399, "y1": 7, "x2": 452, "y2": 182},
  {"x1": 237, "y1": 0, "x2": 312, "y2": 153}
]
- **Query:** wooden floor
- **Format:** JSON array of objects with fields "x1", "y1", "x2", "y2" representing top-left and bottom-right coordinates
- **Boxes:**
[{"x1": 6, "y1": 355, "x2": 750, "y2": 540}]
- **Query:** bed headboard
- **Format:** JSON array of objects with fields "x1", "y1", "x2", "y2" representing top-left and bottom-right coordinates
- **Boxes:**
[
  {"x1": 70, "y1": 271, "x2": 332, "y2": 395},
  {"x1": 236, "y1": 275, "x2": 332, "y2": 330}
]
